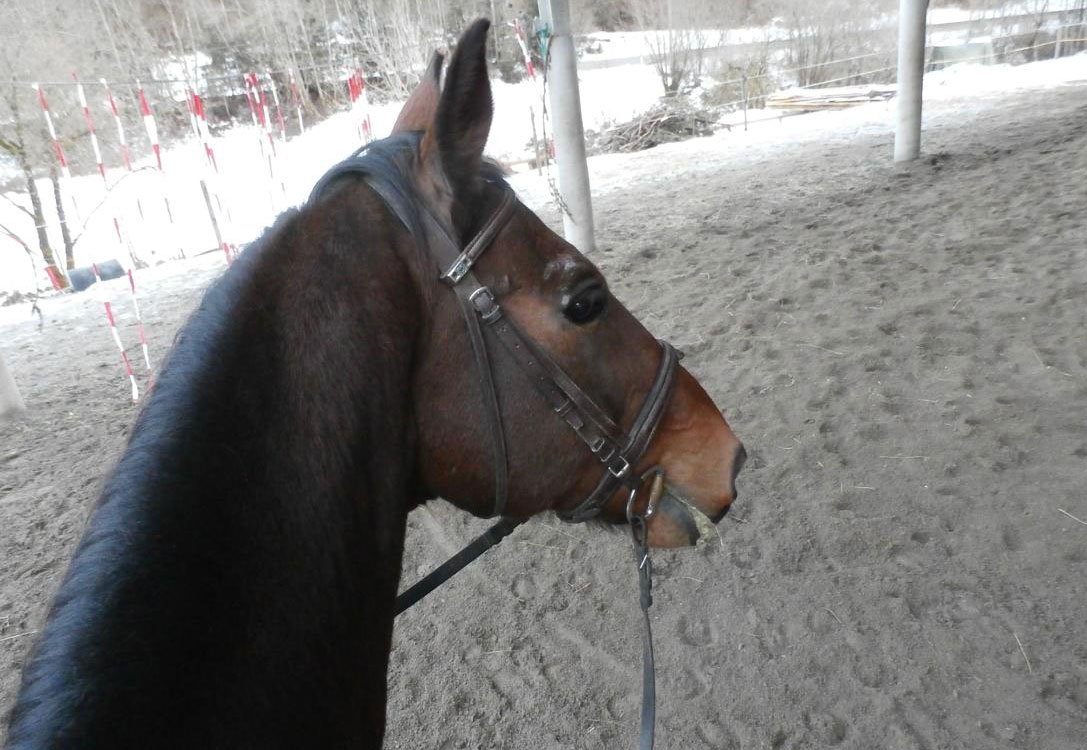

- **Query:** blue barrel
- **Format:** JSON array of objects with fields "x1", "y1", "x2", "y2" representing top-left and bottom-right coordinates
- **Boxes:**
[{"x1": 67, "y1": 259, "x2": 126, "y2": 292}]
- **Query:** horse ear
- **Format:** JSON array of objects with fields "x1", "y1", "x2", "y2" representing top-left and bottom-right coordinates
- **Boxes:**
[
  {"x1": 392, "y1": 52, "x2": 444, "y2": 134},
  {"x1": 424, "y1": 19, "x2": 493, "y2": 193}
]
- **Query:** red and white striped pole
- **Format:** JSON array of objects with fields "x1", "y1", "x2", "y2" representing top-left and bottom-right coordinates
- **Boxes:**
[
  {"x1": 74, "y1": 75, "x2": 106, "y2": 182},
  {"x1": 289, "y1": 68, "x2": 305, "y2": 135},
  {"x1": 33, "y1": 83, "x2": 81, "y2": 226},
  {"x1": 252, "y1": 74, "x2": 276, "y2": 155},
  {"x1": 242, "y1": 74, "x2": 267, "y2": 156},
  {"x1": 511, "y1": 19, "x2": 537, "y2": 79},
  {"x1": 266, "y1": 71, "x2": 287, "y2": 143},
  {"x1": 348, "y1": 69, "x2": 373, "y2": 143},
  {"x1": 127, "y1": 269, "x2": 151, "y2": 371},
  {"x1": 103, "y1": 78, "x2": 148, "y2": 223},
  {"x1": 104, "y1": 301, "x2": 139, "y2": 402},
  {"x1": 33, "y1": 83, "x2": 71, "y2": 180},
  {"x1": 191, "y1": 91, "x2": 218, "y2": 172},
  {"x1": 102, "y1": 79, "x2": 132, "y2": 171},
  {"x1": 75, "y1": 73, "x2": 130, "y2": 257},
  {"x1": 191, "y1": 85, "x2": 235, "y2": 262},
  {"x1": 184, "y1": 84, "x2": 201, "y2": 144},
  {"x1": 136, "y1": 82, "x2": 181, "y2": 257},
  {"x1": 359, "y1": 70, "x2": 373, "y2": 142},
  {"x1": 245, "y1": 73, "x2": 285, "y2": 205},
  {"x1": 137, "y1": 81, "x2": 163, "y2": 171},
  {"x1": 510, "y1": 20, "x2": 553, "y2": 161}
]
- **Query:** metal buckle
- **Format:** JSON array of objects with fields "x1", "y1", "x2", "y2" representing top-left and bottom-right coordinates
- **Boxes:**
[
  {"x1": 608, "y1": 454, "x2": 631, "y2": 479},
  {"x1": 443, "y1": 255, "x2": 471, "y2": 285},
  {"x1": 469, "y1": 286, "x2": 502, "y2": 322}
]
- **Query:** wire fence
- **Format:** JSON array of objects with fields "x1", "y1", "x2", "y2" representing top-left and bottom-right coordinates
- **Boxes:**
[
  {"x1": 706, "y1": 19, "x2": 1087, "y2": 90},
  {"x1": 700, "y1": 26, "x2": 1087, "y2": 119}
]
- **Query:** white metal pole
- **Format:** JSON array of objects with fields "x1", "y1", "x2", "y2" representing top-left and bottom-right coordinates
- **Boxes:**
[
  {"x1": 0, "y1": 352, "x2": 26, "y2": 419},
  {"x1": 895, "y1": 0, "x2": 929, "y2": 162},
  {"x1": 538, "y1": 0, "x2": 596, "y2": 253}
]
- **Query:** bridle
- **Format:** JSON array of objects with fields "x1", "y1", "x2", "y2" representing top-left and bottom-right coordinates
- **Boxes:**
[
  {"x1": 311, "y1": 135, "x2": 676, "y2": 749},
  {"x1": 422, "y1": 184, "x2": 681, "y2": 523}
]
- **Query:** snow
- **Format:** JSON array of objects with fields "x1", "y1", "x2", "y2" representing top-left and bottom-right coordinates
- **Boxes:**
[
  {"x1": 2, "y1": 44, "x2": 1085, "y2": 296},
  {"x1": 928, "y1": 0, "x2": 1084, "y2": 27},
  {"x1": 582, "y1": 27, "x2": 786, "y2": 64}
]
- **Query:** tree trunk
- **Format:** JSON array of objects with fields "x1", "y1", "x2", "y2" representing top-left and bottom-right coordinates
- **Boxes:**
[
  {"x1": 50, "y1": 165, "x2": 76, "y2": 269},
  {"x1": 18, "y1": 151, "x2": 57, "y2": 269},
  {"x1": 294, "y1": 3, "x2": 326, "y2": 103}
]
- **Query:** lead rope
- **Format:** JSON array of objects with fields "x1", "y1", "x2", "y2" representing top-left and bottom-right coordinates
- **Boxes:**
[
  {"x1": 398, "y1": 478, "x2": 663, "y2": 750},
  {"x1": 396, "y1": 509, "x2": 657, "y2": 750},
  {"x1": 627, "y1": 472, "x2": 662, "y2": 750}
]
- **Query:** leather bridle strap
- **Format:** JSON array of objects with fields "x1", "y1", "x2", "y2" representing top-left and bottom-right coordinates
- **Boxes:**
[
  {"x1": 416, "y1": 190, "x2": 518, "y2": 518},
  {"x1": 562, "y1": 341, "x2": 679, "y2": 523},
  {"x1": 452, "y1": 286, "x2": 510, "y2": 516},
  {"x1": 394, "y1": 517, "x2": 524, "y2": 616}
]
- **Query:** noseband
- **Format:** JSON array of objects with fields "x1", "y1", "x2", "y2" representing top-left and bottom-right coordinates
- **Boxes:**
[{"x1": 311, "y1": 135, "x2": 675, "y2": 749}]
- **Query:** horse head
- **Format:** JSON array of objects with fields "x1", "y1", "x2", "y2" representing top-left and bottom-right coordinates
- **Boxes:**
[{"x1": 391, "y1": 20, "x2": 746, "y2": 547}]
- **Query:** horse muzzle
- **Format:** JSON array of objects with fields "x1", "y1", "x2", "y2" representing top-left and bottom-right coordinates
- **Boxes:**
[{"x1": 642, "y1": 443, "x2": 744, "y2": 548}]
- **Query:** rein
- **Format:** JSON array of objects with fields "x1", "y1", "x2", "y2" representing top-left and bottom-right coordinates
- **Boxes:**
[
  {"x1": 311, "y1": 136, "x2": 668, "y2": 749},
  {"x1": 394, "y1": 500, "x2": 658, "y2": 750}
]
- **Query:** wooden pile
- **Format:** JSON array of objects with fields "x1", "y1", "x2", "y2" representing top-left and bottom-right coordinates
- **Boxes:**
[
  {"x1": 766, "y1": 84, "x2": 896, "y2": 110},
  {"x1": 587, "y1": 100, "x2": 717, "y2": 154}
]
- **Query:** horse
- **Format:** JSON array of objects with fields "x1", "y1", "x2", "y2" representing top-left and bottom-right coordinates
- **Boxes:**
[{"x1": 5, "y1": 19, "x2": 744, "y2": 749}]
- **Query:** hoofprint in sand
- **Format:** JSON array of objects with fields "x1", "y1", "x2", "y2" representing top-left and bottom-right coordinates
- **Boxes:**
[{"x1": 2, "y1": 58, "x2": 1086, "y2": 747}]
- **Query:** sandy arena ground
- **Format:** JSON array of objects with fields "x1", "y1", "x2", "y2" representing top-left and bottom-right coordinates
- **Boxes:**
[{"x1": 2, "y1": 78, "x2": 1086, "y2": 748}]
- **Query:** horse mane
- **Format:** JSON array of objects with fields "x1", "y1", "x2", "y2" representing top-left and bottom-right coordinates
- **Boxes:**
[{"x1": 6, "y1": 159, "x2": 421, "y2": 747}]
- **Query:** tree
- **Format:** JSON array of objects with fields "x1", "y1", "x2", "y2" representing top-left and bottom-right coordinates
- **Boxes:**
[
  {"x1": 630, "y1": 0, "x2": 744, "y2": 96},
  {"x1": 0, "y1": 0, "x2": 111, "y2": 278},
  {"x1": 763, "y1": 0, "x2": 897, "y2": 87}
]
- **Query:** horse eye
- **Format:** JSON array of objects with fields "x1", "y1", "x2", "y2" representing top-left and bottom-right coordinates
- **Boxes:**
[{"x1": 563, "y1": 283, "x2": 607, "y2": 325}]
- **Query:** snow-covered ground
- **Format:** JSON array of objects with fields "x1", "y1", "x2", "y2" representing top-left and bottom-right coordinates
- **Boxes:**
[{"x1": 1, "y1": 47, "x2": 1085, "y2": 297}]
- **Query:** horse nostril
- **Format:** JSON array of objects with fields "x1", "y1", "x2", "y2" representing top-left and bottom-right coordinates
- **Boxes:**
[{"x1": 731, "y1": 443, "x2": 747, "y2": 486}]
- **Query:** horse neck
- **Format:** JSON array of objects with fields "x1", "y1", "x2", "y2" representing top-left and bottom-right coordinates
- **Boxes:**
[{"x1": 8, "y1": 191, "x2": 421, "y2": 749}]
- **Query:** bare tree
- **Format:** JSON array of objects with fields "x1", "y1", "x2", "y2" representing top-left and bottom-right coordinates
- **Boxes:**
[
  {"x1": 630, "y1": 0, "x2": 745, "y2": 97},
  {"x1": 764, "y1": 0, "x2": 897, "y2": 88}
]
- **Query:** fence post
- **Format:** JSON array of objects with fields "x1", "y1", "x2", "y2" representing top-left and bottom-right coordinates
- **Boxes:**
[
  {"x1": 0, "y1": 353, "x2": 26, "y2": 419},
  {"x1": 741, "y1": 73, "x2": 749, "y2": 131},
  {"x1": 1054, "y1": 21, "x2": 1062, "y2": 59}
]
